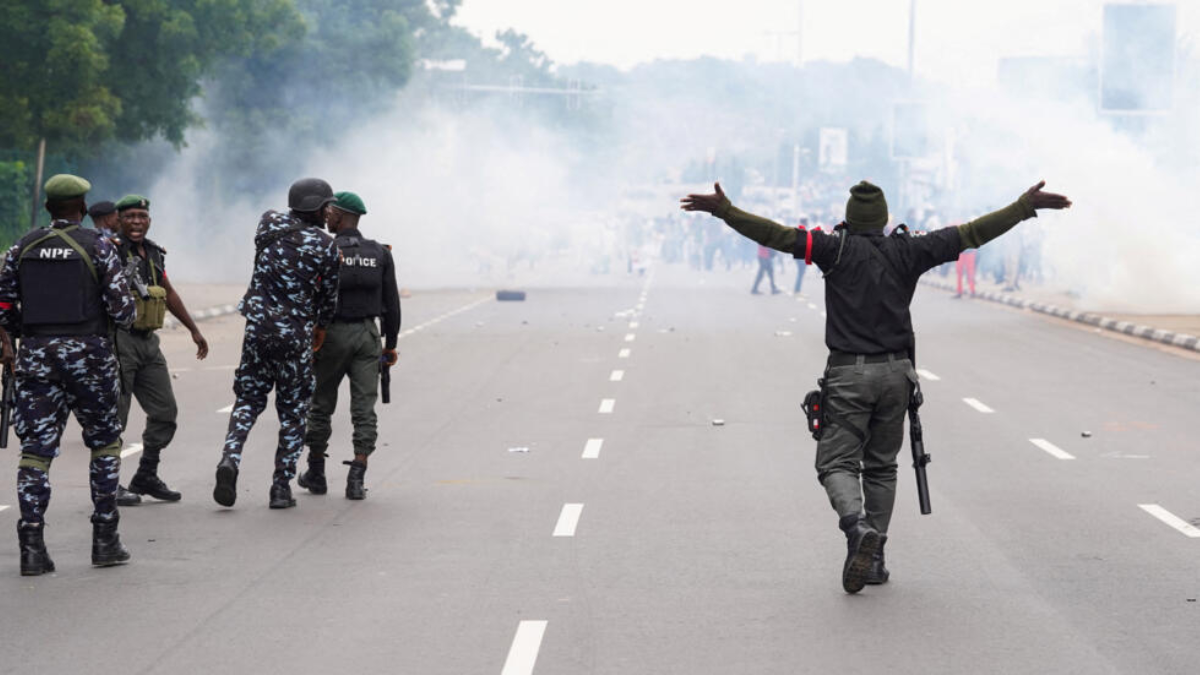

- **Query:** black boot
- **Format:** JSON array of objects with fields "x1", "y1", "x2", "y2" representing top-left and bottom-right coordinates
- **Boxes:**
[
  {"x1": 91, "y1": 515, "x2": 131, "y2": 567},
  {"x1": 116, "y1": 485, "x2": 142, "y2": 507},
  {"x1": 269, "y1": 482, "x2": 296, "y2": 509},
  {"x1": 297, "y1": 452, "x2": 327, "y2": 495},
  {"x1": 344, "y1": 460, "x2": 367, "y2": 500},
  {"x1": 213, "y1": 455, "x2": 239, "y2": 507},
  {"x1": 17, "y1": 521, "x2": 55, "y2": 576},
  {"x1": 865, "y1": 534, "x2": 890, "y2": 585},
  {"x1": 128, "y1": 471, "x2": 181, "y2": 502},
  {"x1": 839, "y1": 514, "x2": 881, "y2": 594}
]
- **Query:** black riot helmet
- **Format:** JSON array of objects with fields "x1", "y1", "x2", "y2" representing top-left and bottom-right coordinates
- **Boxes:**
[{"x1": 287, "y1": 178, "x2": 336, "y2": 212}]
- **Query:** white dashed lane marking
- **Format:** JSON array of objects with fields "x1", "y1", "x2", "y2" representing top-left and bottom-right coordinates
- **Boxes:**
[
  {"x1": 916, "y1": 369, "x2": 940, "y2": 381},
  {"x1": 217, "y1": 404, "x2": 233, "y2": 414},
  {"x1": 963, "y1": 398, "x2": 994, "y2": 414},
  {"x1": 624, "y1": 333, "x2": 636, "y2": 342},
  {"x1": 618, "y1": 348, "x2": 631, "y2": 359},
  {"x1": 398, "y1": 295, "x2": 491, "y2": 340},
  {"x1": 582, "y1": 438, "x2": 603, "y2": 459},
  {"x1": 598, "y1": 399, "x2": 615, "y2": 414},
  {"x1": 553, "y1": 504, "x2": 584, "y2": 537},
  {"x1": 502, "y1": 620, "x2": 548, "y2": 675},
  {"x1": 120, "y1": 443, "x2": 144, "y2": 459},
  {"x1": 629, "y1": 321, "x2": 639, "y2": 329},
  {"x1": 610, "y1": 370, "x2": 625, "y2": 382},
  {"x1": 0, "y1": 505, "x2": 9, "y2": 514},
  {"x1": 1029, "y1": 438, "x2": 1075, "y2": 460},
  {"x1": 1138, "y1": 504, "x2": 1200, "y2": 538}
]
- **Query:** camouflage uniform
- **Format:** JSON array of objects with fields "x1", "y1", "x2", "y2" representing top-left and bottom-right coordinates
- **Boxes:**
[
  {"x1": 221, "y1": 211, "x2": 338, "y2": 486},
  {"x1": 0, "y1": 221, "x2": 136, "y2": 525}
]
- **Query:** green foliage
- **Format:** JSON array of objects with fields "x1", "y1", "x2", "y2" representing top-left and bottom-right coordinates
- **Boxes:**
[
  {"x1": 0, "y1": 0, "x2": 126, "y2": 153},
  {"x1": 0, "y1": 160, "x2": 31, "y2": 247}
]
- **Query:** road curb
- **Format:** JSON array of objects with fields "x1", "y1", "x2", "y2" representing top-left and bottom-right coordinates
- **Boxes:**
[{"x1": 920, "y1": 279, "x2": 1200, "y2": 353}]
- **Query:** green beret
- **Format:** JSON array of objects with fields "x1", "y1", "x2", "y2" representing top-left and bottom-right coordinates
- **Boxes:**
[
  {"x1": 44, "y1": 174, "x2": 91, "y2": 201},
  {"x1": 332, "y1": 191, "x2": 367, "y2": 216},
  {"x1": 116, "y1": 194, "x2": 151, "y2": 211}
]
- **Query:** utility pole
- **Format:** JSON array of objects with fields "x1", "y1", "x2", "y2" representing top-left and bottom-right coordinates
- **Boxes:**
[
  {"x1": 797, "y1": 0, "x2": 804, "y2": 67},
  {"x1": 907, "y1": 0, "x2": 917, "y2": 86},
  {"x1": 28, "y1": 137, "x2": 45, "y2": 230}
]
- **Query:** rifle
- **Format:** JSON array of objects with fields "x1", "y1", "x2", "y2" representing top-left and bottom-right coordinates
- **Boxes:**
[
  {"x1": 908, "y1": 339, "x2": 932, "y2": 514},
  {"x1": 379, "y1": 353, "x2": 391, "y2": 405},
  {"x1": 1, "y1": 347, "x2": 15, "y2": 450}
]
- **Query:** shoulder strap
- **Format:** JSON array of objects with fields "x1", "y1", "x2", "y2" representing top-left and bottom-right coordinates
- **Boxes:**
[
  {"x1": 863, "y1": 238, "x2": 906, "y2": 288},
  {"x1": 253, "y1": 223, "x2": 309, "y2": 266},
  {"x1": 19, "y1": 225, "x2": 99, "y2": 284}
]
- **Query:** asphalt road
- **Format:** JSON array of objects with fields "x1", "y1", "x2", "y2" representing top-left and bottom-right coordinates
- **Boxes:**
[{"x1": 1, "y1": 265, "x2": 1198, "y2": 675}]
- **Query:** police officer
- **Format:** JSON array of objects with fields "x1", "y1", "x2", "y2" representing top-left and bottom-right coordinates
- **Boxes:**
[
  {"x1": 682, "y1": 179, "x2": 1071, "y2": 593},
  {"x1": 213, "y1": 178, "x2": 340, "y2": 509},
  {"x1": 110, "y1": 195, "x2": 209, "y2": 507},
  {"x1": 88, "y1": 201, "x2": 119, "y2": 237},
  {"x1": 0, "y1": 174, "x2": 138, "y2": 575},
  {"x1": 299, "y1": 192, "x2": 400, "y2": 500}
]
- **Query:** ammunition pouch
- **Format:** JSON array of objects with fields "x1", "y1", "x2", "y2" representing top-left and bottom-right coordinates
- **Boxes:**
[{"x1": 132, "y1": 285, "x2": 167, "y2": 331}]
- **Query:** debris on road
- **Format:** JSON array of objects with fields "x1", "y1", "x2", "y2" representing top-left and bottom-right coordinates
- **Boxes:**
[
  {"x1": 507, "y1": 447, "x2": 530, "y2": 453},
  {"x1": 712, "y1": 419, "x2": 725, "y2": 426},
  {"x1": 1081, "y1": 431, "x2": 1092, "y2": 438}
]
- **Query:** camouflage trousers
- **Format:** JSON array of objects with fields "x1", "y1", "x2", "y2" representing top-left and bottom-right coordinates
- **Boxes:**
[
  {"x1": 221, "y1": 320, "x2": 315, "y2": 485},
  {"x1": 14, "y1": 337, "x2": 124, "y2": 525}
]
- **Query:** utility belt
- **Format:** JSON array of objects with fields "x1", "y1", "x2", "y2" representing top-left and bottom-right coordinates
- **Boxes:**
[
  {"x1": 121, "y1": 326, "x2": 156, "y2": 338},
  {"x1": 826, "y1": 350, "x2": 909, "y2": 367},
  {"x1": 332, "y1": 315, "x2": 377, "y2": 324}
]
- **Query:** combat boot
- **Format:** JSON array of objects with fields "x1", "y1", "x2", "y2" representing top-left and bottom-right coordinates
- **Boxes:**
[
  {"x1": 865, "y1": 534, "x2": 890, "y2": 585},
  {"x1": 839, "y1": 514, "x2": 881, "y2": 594},
  {"x1": 128, "y1": 471, "x2": 181, "y2": 502},
  {"x1": 91, "y1": 515, "x2": 131, "y2": 567},
  {"x1": 116, "y1": 485, "x2": 142, "y2": 507},
  {"x1": 17, "y1": 521, "x2": 55, "y2": 576},
  {"x1": 297, "y1": 452, "x2": 327, "y2": 495},
  {"x1": 213, "y1": 455, "x2": 239, "y2": 507},
  {"x1": 269, "y1": 482, "x2": 296, "y2": 509},
  {"x1": 344, "y1": 460, "x2": 367, "y2": 500}
]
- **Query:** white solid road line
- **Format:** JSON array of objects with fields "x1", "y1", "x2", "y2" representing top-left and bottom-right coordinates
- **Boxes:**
[
  {"x1": 1029, "y1": 438, "x2": 1075, "y2": 460},
  {"x1": 610, "y1": 370, "x2": 625, "y2": 382},
  {"x1": 916, "y1": 369, "x2": 941, "y2": 381},
  {"x1": 217, "y1": 404, "x2": 234, "y2": 414},
  {"x1": 120, "y1": 443, "x2": 144, "y2": 459},
  {"x1": 629, "y1": 321, "x2": 640, "y2": 329},
  {"x1": 1027, "y1": 439, "x2": 1075, "y2": 458},
  {"x1": 501, "y1": 620, "x2": 548, "y2": 675},
  {"x1": 963, "y1": 398, "x2": 994, "y2": 414},
  {"x1": 624, "y1": 333, "x2": 636, "y2": 342},
  {"x1": 553, "y1": 503, "x2": 584, "y2": 537},
  {"x1": 0, "y1": 505, "x2": 9, "y2": 513},
  {"x1": 618, "y1": 348, "x2": 631, "y2": 359},
  {"x1": 598, "y1": 399, "x2": 615, "y2": 414},
  {"x1": 582, "y1": 438, "x2": 603, "y2": 459},
  {"x1": 1138, "y1": 504, "x2": 1200, "y2": 538},
  {"x1": 807, "y1": 302, "x2": 817, "y2": 310}
]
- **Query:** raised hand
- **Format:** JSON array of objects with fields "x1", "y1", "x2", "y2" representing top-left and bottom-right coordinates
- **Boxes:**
[
  {"x1": 1023, "y1": 181, "x2": 1072, "y2": 211},
  {"x1": 680, "y1": 182, "x2": 728, "y2": 215}
]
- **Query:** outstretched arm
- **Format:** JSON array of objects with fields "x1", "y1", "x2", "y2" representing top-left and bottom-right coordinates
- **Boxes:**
[
  {"x1": 958, "y1": 181, "x2": 1072, "y2": 249},
  {"x1": 681, "y1": 182, "x2": 799, "y2": 253}
]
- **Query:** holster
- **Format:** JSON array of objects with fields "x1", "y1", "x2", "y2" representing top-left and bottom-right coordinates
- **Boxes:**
[{"x1": 802, "y1": 378, "x2": 826, "y2": 440}]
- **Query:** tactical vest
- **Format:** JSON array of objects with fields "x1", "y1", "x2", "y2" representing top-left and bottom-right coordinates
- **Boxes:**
[
  {"x1": 122, "y1": 242, "x2": 168, "y2": 331},
  {"x1": 334, "y1": 232, "x2": 386, "y2": 320},
  {"x1": 17, "y1": 224, "x2": 108, "y2": 337}
]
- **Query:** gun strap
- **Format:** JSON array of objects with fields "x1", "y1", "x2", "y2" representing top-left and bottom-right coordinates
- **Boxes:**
[{"x1": 825, "y1": 409, "x2": 867, "y2": 444}]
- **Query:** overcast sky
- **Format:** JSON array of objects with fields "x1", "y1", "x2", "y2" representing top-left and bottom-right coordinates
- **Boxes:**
[{"x1": 454, "y1": 0, "x2": 1197, "y2": 85}]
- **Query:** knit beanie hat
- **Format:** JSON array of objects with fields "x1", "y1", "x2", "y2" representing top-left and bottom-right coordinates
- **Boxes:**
[{"x1": 844, "y1": 181, "x2": 889, "y2": 232}]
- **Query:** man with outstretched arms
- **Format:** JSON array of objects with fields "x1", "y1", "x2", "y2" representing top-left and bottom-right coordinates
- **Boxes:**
[
  {"x1": 213, "y1": 178, "x2": 340, "y2": 509},
  {"x1": 0, "y1": 174, "x2": 138, "y2": 575},
  {"x1": 682, "y1": 179, "x2": 1071, "y2": 593}
]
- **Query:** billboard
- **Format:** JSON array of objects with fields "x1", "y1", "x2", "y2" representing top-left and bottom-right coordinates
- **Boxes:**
[
  {"x1": 1100, "y1": 3, "x2": 1176, "y2": 112},
  {"x1": 890, "y1": 101, "x2": 929, "y2": 160},
  {"x1": 818, "y1": 128, "x2": 848, "y2": 171}
]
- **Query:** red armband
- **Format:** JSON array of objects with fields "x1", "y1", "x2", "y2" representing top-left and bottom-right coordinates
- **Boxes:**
[{"x1": 805, "y1": 229, "x2": 814, "y2": 265}]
